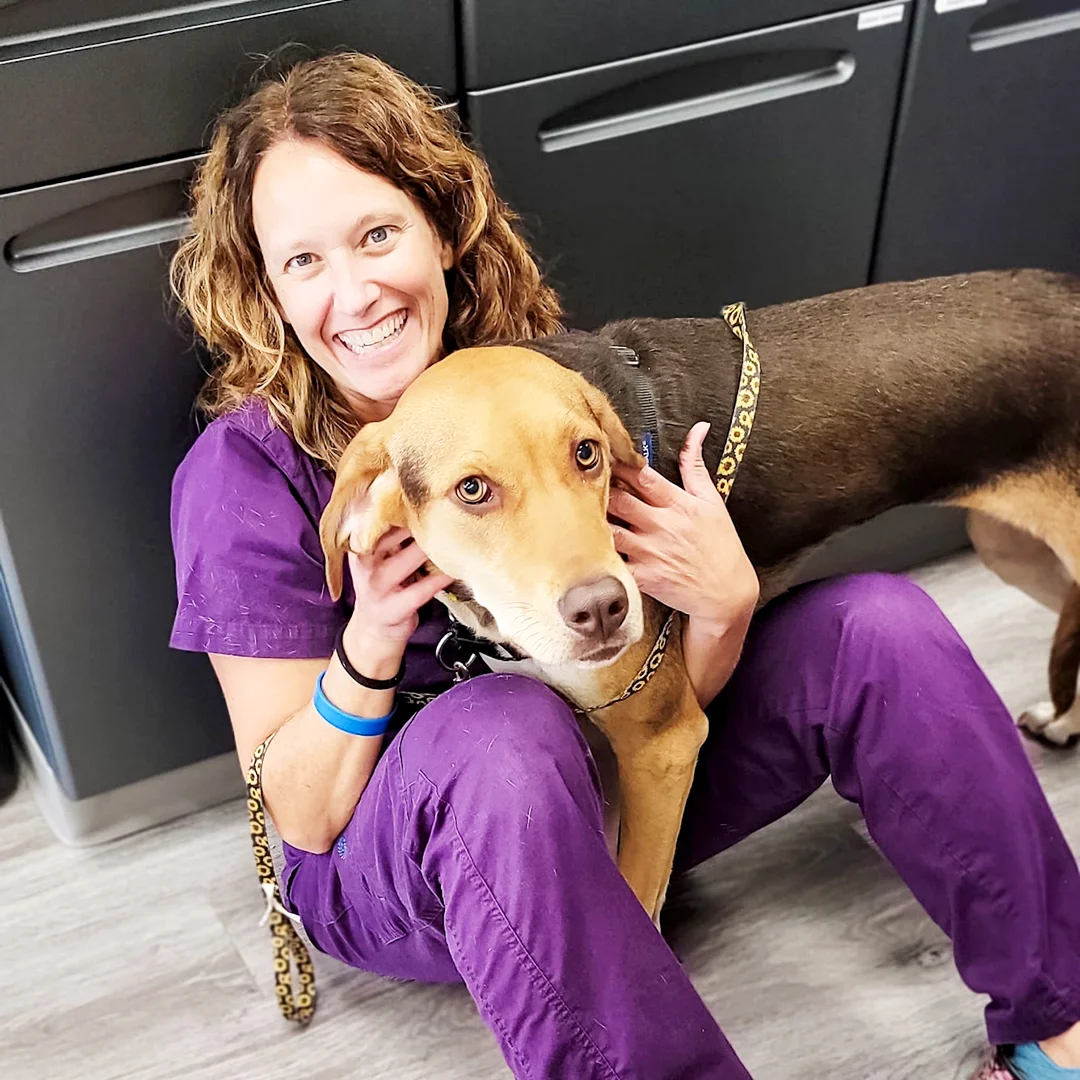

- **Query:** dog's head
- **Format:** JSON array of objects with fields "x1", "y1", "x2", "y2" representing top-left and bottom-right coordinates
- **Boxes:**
[{"x1": 320, "y1": 346, "x2": 647, "y2": 667}]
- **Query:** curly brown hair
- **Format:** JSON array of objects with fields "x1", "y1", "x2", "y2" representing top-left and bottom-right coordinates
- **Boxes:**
[{"x1": 170, "y1": 52, "x2": 562, "y2": 468}]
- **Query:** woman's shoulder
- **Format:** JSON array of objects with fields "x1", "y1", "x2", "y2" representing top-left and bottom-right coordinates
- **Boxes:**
[
  {"x1": 169, "y1": 399, "x2": 343, "y2": 657},
  {"x1": 175, "y1": 399, "x2": 332, "y2": 513},
  {"x1": 180, "y1": 398, "x2": 311, "y2": 480},
  {"x1": 171, "y1": 398, "x2": 335, "y2": 564}
]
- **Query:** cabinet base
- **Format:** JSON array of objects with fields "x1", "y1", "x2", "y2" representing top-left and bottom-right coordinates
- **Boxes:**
[{"x1": 5, "y1": 680, "x2": 243, "y2": 847}]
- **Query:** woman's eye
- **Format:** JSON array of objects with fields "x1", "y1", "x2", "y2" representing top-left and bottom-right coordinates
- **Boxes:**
[
  {"x1": 575, "y1": 440, "x2": 601, "y2": 470},
  {"x1": 367, "y1": 226, "x2": 391, "y2": 245},
  {"x1": 285, "y1": 252, "x2": 314, "y2": 272},
  {"x1": 455, "y1": 476, "x2": 491, "y2": 505}
]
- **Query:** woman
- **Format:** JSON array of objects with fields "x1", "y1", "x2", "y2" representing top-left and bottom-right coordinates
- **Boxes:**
[{"x1": 169, "y1": 52, "x2": 1080, "y2": 1080}]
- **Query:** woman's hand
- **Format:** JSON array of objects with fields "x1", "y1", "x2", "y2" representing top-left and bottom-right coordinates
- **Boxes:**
[
  {"x1": 607, "y1": 422, "x2": 759, "y2": 706},
  {"x1": 344, "y1": 528, "x2": 454, "y2": 658}
]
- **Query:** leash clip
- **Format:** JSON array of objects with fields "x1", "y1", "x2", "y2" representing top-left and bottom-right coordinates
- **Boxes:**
[
  {"x1": 258, "y1": 881, "x2": 302, "y2": 928},
  {"x1": 436, "y1": 628, "x2": 480, "y2": 683}
]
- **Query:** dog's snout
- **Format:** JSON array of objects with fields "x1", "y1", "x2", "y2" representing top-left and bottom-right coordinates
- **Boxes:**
[{"x1": 559, "y1": 576, "x2": 629, "y2": 640}]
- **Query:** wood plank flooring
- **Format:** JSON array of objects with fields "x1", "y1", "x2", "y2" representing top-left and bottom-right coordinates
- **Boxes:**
[{"x1": 2, "y1": 553, "x2": 1077, "y2": 1080}]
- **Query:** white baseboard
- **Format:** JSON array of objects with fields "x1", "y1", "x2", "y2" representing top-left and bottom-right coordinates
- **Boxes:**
[{"x1": 4, "y1": 680, "x2": 243, "y2": 846}]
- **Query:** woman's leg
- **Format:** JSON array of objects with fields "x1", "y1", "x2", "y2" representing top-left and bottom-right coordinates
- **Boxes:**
[
  {"x1": 289, "y1": 673, "x2": 752, "y2": 1080},
  {"x1": 675, "y1": 573, "x2": 1080, "y2": 1047}
]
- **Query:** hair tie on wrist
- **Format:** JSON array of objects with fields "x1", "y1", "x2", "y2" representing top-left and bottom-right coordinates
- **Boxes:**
[
  {"x1": 334, "y1": 625, "x2": 405, "y2": 690},
  {"x1": 313, "y1": 673, "x2": 395, "y2": 736}
]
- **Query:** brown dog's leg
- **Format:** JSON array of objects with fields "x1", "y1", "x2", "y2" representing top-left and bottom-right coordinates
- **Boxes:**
[
  {"x1": 966, "y1": 510, "x2": 1072, "y2": 613},
  {"x1": 592, "y1": 682, "x2": 708, "y2": 924},
  {"x1": 1049, "y1": 585, "x2": 1080, "y2": 716},
  {"x1": 951, "y1": 483, "x2": 1080, "y2": 746},
  {"x1": 1021, "y1": 584, "x2": 1080, "y2": 747}
]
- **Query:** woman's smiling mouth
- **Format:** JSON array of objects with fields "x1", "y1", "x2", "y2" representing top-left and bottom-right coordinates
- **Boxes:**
[{"x1": 336, "y1": 309, "x2": 408, "y2": 354}]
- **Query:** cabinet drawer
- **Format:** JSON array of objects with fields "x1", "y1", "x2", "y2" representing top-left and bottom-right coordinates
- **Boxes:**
[
  {"x1": 461, "y1": 0, "x2": 871, "y2": 89},
  {"x1": 467, "y1": 3, "x2": 912, "y2": 327},
  {"x1": 0, "y1": 0, "x2": 456, "y2": 191},
  {"x1": 874, "y1": 0, "x2": 1080, "y2": 280}
]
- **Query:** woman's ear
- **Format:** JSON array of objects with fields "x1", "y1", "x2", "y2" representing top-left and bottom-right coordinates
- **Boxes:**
[
  {"x1": 580, "y1": 381, "x2": 646, "y2": 470},
  {"x1": 319, "y1": 425, "x2": 405, "y2": 600}
]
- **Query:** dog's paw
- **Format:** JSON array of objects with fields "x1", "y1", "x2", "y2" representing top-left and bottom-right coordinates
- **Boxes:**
[
  {"x1": 1019, "y1": 701, "x2": 1080, "y2": 748},
  {"x1": 1039, "y1": 718, "x2": 1080, "y2": 749},
  {"x1": 1019, "y1": 701, "x2": 1056, "y2": 734}
]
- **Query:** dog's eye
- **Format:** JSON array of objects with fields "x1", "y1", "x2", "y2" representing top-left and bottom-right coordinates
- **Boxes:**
[
  {"x1": 575, "y1": 440, "x2": 601, "y2": 470},
  {"x1": 455, "y1": 476, "x2": 490, "y2": 504}
]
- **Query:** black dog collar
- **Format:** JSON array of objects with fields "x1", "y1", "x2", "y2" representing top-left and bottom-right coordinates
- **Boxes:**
[
  {"x1": 610, "y1": 344, "x2": 660, "y2": 468},
  {"x1": 437, "y1": 619, "x2": 527, "y2": 682}
]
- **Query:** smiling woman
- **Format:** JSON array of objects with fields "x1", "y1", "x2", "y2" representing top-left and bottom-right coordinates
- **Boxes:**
[
  {"x1": 169, "y1": 51, "x2": 560, "y2": 469},
  {"x1": 251, "y1": 142, "x2": 453, "y2": 422}
]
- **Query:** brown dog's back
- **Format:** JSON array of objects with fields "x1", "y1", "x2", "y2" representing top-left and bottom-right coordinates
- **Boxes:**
[{"x1": 531, "y1": 269, "x2": 1080, "y2": 575}]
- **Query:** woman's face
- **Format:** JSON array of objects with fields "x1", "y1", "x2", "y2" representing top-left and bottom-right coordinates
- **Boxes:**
[{"x1": 252, "y1": 138, "x2": 454, "y2": 423}]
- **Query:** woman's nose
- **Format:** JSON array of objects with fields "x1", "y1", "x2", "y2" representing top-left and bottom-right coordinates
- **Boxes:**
[{"x1": 330, "y1": 257, "x2": 380, "y2": 317}]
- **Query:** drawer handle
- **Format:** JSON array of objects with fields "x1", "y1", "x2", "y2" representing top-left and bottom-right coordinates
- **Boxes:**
[
  {"x1": 6, "y1": 216, "x2": 192, "y2": 274},
  {"x1": 0, "y1": 0, "x2": 328, "y2": 61},
  {"x1": 538, "y1": 52, "x2": 856, "y2": 154},
  {"x1": 970, "y1": 3, "x2": 1080, "y2": 51}
]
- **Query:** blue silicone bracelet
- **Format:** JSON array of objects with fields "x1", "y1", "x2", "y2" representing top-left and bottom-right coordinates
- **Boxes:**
[{"x1": 313, "y1": 672, "x2": 396, "y2": 737}]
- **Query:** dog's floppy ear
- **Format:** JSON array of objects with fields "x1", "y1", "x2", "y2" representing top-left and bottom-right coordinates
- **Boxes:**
[
  {"x1": 319, "y1": 425, "x2": 406, "y2": 601},
  {"x1": 581, "y1": 381, "x2": 646, "y2": 469}
]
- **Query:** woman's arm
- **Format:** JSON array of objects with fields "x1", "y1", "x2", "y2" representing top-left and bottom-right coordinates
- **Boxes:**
[
  {"x1": 679, "y1": 605, "x2": 756, "y2": 709},
  {"x1": 210, "y1": 633, "x2": 402, "y2": 853},
  {"x1": 211, "y1": 531, "x2": 453, "y2": 854}
]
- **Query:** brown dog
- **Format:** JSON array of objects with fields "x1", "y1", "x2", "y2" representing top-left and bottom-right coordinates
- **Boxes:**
[{"x1": 320, "y1": 268, "x2": 1080, "y2": 922}]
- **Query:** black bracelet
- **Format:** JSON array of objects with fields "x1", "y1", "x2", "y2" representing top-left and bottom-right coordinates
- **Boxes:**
[{"x1": 333, "y1": 626, "x2": 406, "y2": 690}]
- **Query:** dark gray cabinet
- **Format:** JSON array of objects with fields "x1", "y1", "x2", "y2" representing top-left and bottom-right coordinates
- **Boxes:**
[
  {"x1": 0, "y1": 156, "x2": 233, "y2": 810},
  {"x1": 874, "y1": 0, "x2": 1080, "y2": 281},
  {"x1": 0, "y1": 0, "x2": 457, "y2": 192},
  {"x1": 467, "y1": 4, "x2": 913, "y2": 328}
]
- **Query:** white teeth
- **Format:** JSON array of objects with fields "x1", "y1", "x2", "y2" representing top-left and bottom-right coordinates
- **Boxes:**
[{"x1": 338, "y1": 311, "x2": 407, "y2": 352}]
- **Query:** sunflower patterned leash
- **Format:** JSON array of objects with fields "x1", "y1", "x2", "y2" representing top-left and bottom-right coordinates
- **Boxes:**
[
  {"x1": 242, "y1": 305, "x2": 762, "y2": 1024},
  {"x1": 716, "y1": 301, "x2": 761, "y2": 500},
  {"x1": 245, "y1": 688, "x2": 440, "y2": 1025},
  {"x1": 246, "y1": 735, "x2": 316, "y2": 1025},
  {"x1": 592, "y1": 300, "x2": 761, "y2": 712}
]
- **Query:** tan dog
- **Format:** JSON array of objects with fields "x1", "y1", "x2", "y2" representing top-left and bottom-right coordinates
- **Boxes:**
[
  {"x1": 321, "y1": 269, "x2": 1080, "y2": 923},
  {"x1": 321, "y1": 349, "x2": 700, "y2": 922}
]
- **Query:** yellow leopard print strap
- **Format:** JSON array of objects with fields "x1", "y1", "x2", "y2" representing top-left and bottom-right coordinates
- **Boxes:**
[
  {"x1": 591, "y1": 610, "x2": 677, "y2": 712},
  {"x1": 716, "y1": 302, "x2": 761, "y2": 501},
  {"x1": 247, "y1": 736, "x2": 317, "y2": 1025}
]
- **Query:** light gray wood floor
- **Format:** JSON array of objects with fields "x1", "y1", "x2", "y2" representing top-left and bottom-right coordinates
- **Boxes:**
[{"x1": 4, "y1": 552, "x2": 1078, "y2": 1080}]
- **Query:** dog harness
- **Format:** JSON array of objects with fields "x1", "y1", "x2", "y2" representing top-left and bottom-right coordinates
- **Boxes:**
[{"x1": 243, "y1": 302, "x2": 762, "y2": 1026}]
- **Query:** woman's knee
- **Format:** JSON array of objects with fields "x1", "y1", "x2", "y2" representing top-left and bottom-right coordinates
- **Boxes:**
[
  {"x1": 397, "y1": 674, "x2": 597, "y2": 801},
  {"x1": 787, "y1": 572, "x2": 960, "y2": 656},
  {"x1": 731, "y1": 573, "x2": 974, "y2": 724}
]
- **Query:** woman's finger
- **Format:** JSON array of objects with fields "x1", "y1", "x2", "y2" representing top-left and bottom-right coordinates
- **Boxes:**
[
  {"x1": 370, "y1": 526, "x2": 413, "y2": 560},
  {"x1": 371, "y1": 537, "x2": 431, "y2": 592},
  {"x1": 678, "y1": 422, "x2": 716, "y2": 499},
  {"x1": 610, "y1": 462, "x2": 680, "y2": 508},
  {"x1": 401, "y1": 571, "x2": 456, "y2": 610},
  {"x1": 610, "y1": 523, "x2": 648, "y2": 561},
  {"x1": 607, "y1": 488, "x2": 656, "y2": 530},
  {"x1": 379, "y1": 572, "x2": 456, "y2": 626}
]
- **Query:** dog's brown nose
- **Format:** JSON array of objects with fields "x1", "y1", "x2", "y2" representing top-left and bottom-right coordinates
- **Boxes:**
[{"x1": 559, "y1": 576, "x2": 629, "y2": 640}]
